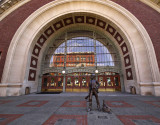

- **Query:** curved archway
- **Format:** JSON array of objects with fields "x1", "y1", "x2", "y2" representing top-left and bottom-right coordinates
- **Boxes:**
[
  {"x1": 1, "y1": 0, "x2": 159, "y2": 96},
  {"x1": 41, "y1": 31, "x2": 122, "y2": 92}
]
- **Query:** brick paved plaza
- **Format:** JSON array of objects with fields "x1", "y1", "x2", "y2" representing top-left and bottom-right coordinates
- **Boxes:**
[{"x1": 0, "y1": 92, "x2": 160, "y2": 125}]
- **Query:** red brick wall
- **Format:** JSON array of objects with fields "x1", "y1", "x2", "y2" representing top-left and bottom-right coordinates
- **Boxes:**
[
  {"x1": 0, "y1": 0, "x2": 160, "y2": 82},
  {"x1": 111, "y1": 0, "x2": 160, "y2": 72},
  {"x1": 0, "y1": 0, "x2": 54, "y2": 82}
]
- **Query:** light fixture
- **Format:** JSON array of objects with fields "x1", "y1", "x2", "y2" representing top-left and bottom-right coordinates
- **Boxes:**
[
  {"x1": 95, "y1": 69, "x2": 98, "y2": 73},
  {"x1": 62, "y1": 70, "x2": 65, "y2": 74}
]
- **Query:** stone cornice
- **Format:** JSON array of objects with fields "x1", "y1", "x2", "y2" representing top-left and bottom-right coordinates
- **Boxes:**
[
  {"x1": 0, "y1": 83, "x2": 22, "y2": 87},
  {"x1": 0, "y1": 0, "x2": 30, "y2": 20},
  {"x1": 139, "y1": 0, "x2": 160, "y2": 13},
  {"x1": 139, "y1": 82, "x2": 160, "y2": 87}
]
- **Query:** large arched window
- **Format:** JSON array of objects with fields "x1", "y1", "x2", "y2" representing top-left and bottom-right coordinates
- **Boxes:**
[
  {"x1": 48, "y1": 37, "x2": 117, "y2": 68},
  {"x1": 41, "y1": 31, "x2": 121, "y2": 92},
  {"x1": 42, "y1": 31, "x2": 120, "y2": 75}
]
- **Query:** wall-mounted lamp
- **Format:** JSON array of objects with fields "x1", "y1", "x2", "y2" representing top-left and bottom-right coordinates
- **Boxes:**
[
  {"x1": 95, "y1": 69, "x2": 98, "y2": 74},
  {"x1": 62, "y1": 70, "x2": 65, "y2": 74}
]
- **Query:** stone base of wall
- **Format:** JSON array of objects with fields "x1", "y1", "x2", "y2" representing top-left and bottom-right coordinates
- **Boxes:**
[
  {"x1": 139, "y1": 82, "x2": 160, "y2": 96},
  {"x1": 153, "y1": 82, "x2": 160, "y2": 96},
  {"x1": 0, "y1": 82, "x2": 39, "y2": 96},
  {"x1": 0, "y1": 83, "x2": 22, "y2": 96}
]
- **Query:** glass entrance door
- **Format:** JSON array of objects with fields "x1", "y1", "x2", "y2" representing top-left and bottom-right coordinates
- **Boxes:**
[
  {"x1": 80, "y1": 75, "x2": 89, "y2": 92},
  {"x1": 98, "y1": 75, "x2": 105, "y2": 91},
  {"x1": 50, "y1": 76, "x2": 57, "y2": 89},
  {"x1": 57, "y1": 76, "x2": 63, "y2": 90},
  {"x1": 42, "y1": 76, "x2": 50, "y2": 91},
  {"x1": 114, "y1": 75, "x2": 121, "y2": 91},
  {"x1": 66, "y1": 76, "x2": 74, "y2": 92},
  {"x1": 42, "y1": 72, "x2": 121, "y2": 92}
]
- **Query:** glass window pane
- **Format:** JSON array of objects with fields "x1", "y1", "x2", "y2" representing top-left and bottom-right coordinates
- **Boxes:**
[
  {"x1": 45, "y1": 36, "x2": 118, "y2": 70},
  {"x1": 51, "y1": 77, "x2": 56, "y2": 87},
  {"x1": 114, "y1": 77, "x2": 119, "y2": 86},
  {"x1": 43, "y1": 78, "x2": 48, "y2": 87},
  {"x1": 67, "y1": 77, "x2": 72, "y2": 86},
  {"x1": 74, "y1": 77, "x2": 79, "y2": 86},
  {"x1": 82, "y1": 77, "x2": 86, "y2": 87},
  {"x1": 107, "y1": 77, "x2": 112, "y2": 86},
  {"x1": 58, "y1": 77, "x2": 63, "y2": 87}
]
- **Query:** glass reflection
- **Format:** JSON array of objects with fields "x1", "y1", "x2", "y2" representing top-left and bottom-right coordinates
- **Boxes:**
[
  {"x1": 82, "y1": 77, "x2": 86, "y2": 87},
  {"x1": 58, "y1": 77, "x2": 63, "y2": 87},
  {"x1": 50, "y1": 77, "x2": 56, "y2": 87},
  {"x1": 67, "y1": 77, "x2": 72, "y2": 86},
  {"x1": 74, "y1": 77, "x2": 79, "y2": 86},
  {"x1": 107, "y1": 77, "x2": 111, "y2": 86},
  {"x1": 114, "y1": 77, "x2": 119, "y2": 86},
  {"x1": 99, "y1": 77, "x2": 103, "y2": 87},
  {"x1": 49, "y1": 37, "x2": 115, "y2": 68}
]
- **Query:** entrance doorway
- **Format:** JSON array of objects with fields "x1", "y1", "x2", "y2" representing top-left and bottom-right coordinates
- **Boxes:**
[
  {"x1": 42, "y1": 72, "x2": 121, "y2": 92},
  {"x1": 42, "y1": 74, "x2": 63, "y2": 92},
  {"x1": 41, "y1": 30, "x2": 122, "y2": 92}
]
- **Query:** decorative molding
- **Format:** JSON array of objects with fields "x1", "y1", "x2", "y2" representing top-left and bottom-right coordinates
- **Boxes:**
[
  {"x1": 106, "y1": 24, "x2": 116, "y2": 36},
  {"x1": 0, "y1": 83, "x2": 22, "y2": 87},
  {"x1": 120, "y1": 42, "x2": 128, "y2": 55},
  {"x1": 30, "y1": 56, "x2": 38, "y2": 68},
  {"x1": 30, "y1": 15, "x2": 130, "y2": 81},
  {"x1": 139, "y1": 82, "x2": 160, "y2": 86},
  {"x1": 53, "y1": 21, "x2": 64, "y2": 30},
  {"x1": 75, "y1": 16, "x2": 85, "y2": 23},
  {"x1": 124, "y1": 54, "x2": 131, "y2": 67},
  {"x1": 44, "y1": 26, "x2": 54, "y2": 38},
  {"x1": 86, "y1": 16, "x2": 96, "y2": 25},
  {"x1": 42, "y1": 66, "x2": 120, "y2": 74},
  {"x1": 114, "y1": 32, "x2": 124, "y2": 45},
  {"x1": 0, "y1": 0, "x2": 31, "y2": 20},
  {"x1": 37, "y1": 34, "x2": 47, "y2": 47},
  {"x1": 32, "y1": 44, "x2": 41, "y2": 57},
  {"x1": 139, "y1": 84, "x2": 160, "y2": 87},
  {"x1": 96, "y1": 19, "x2": 106, "y2": 29},
  {"x1": 126, "y1": 68, "x2": 133, "y2": 80},
  {"x1": 28, "y1": 69, "x2": 36, "y2": 81},
  {"x1": 63, "y1": 17, "x2": 74, "y2": 26},
  {"x1": 139, "y1": 0, "x2": 160, "y2": 13}
]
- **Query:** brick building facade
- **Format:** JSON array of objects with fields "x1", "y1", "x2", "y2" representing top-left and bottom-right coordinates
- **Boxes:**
[
  {"x1": 0, "y1": 0, "x2": 160, "y2": 96},
  {"x1": 52, "y1": 52, "x2": 95, "y2": 67}
]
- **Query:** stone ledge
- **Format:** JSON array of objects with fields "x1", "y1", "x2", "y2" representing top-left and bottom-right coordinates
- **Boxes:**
[
  {"x1": 139, "y1": 82, "x2": 160, "y2": 87},
  {"x1": 139, "y1": 82, "x2": 160, "y2": 96},
  {"x1": 139, "y1": 0, "x2": 160, "y2": 13},
  {"x1": 0, "y1": 0, "x2": 21, "y2": 14},
  {"x1": 0, "y1": 83, "x2": 22, "y2": 87}
]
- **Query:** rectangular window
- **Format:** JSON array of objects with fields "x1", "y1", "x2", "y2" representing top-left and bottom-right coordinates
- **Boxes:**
[
  {"x1": 57, "y1": 57, "x2": 60, "y2": 61},
  {"x1": 43, "y1": 78, "x2": 48, "y2": 87},
  {"x1": 83, "y1": 57, "x2": 86, "y2": 61},
  {"x1": 91, "y1": 56, "x2": 93, "y2": 61},
  {"x1": 88, "y1": 57, "x2": 90, "y2": 61},
  {"x1": 0, "y1": 51, "x2": 2, "y2": 60}
]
